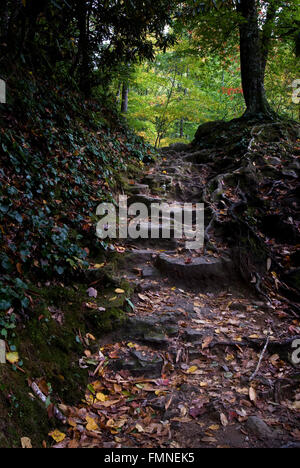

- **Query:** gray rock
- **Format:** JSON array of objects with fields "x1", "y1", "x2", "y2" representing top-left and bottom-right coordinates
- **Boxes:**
[
  {"x1": 169, "y1": 142, "x2": 191, "y2": 152},
  {"x1": 112, "y1": 352, "x2": 163, "y2": 377},
  {"x1": 229, "y1": 302, "x2": 247, "y2": 312},
  {"x1": 125, "y1": 316, "x2": 159, "y2": 337},
  {"x1": 124, "y1": 249, "x2": 157, "y2": 266},
  {"x1": 128, "y1": 194, "x2": 163, "y2": 208},
  {"x1": 142, "y1": 266, "x2": 160, "y2": 279},
  {"x1": 246, "y1": 416, "x2": 274, "y2": 439},
  {"x1": 126, "y1": 183, "x2": 150, "y2": 195},
  {"x1": 183, "y1": 328, "x2": 205, "y2": 342},
  {"x1": 156, "y1": 253, "x2": 235, "y2": 283},
  {"x1": 142, "y1": 331, "x2": 168, "y2": 346}
]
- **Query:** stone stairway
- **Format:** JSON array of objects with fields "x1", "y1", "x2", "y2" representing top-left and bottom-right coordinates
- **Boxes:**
[
  {"x1": 59, "y1": 146, "x2": 299, "y2": 449},
  {"x1": 118, "y1": 146, "x2": 235, "y2": 288}
]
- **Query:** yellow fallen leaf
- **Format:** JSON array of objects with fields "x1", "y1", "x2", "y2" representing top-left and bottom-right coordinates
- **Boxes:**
[
  {"x1": 49, "y1": 430, "x2": 66, "y2": 443},
  {"x1": 187, "y1": 365, "x2": 198, "y2": 374},
  {"x1": 94, "y1": 263, "x2": 105, "y2": 269},
  {"x1": 127, "y1": 342, "x2": 136, "y2": 348},
  {"x1": 96, "y1": 392, "x2": 108, "y2": 402},
  {"x1": 106, "y1": 418, "x2": 116, "y2": 428},
  {"x1": 225, "y1": 354, "x2": 234, "y2": 361},
  {"x1": 6, "y1": 352, "x2": 19, "y2": 364},
  {"x1": 115, "y1": 288, "x2": 125, "y2": 294},
  {"x1": 86, "y1": 416, "x2": 99, "y2": 431},
  {"x1": 209, "y1": 425, "x2": 220, "y2": 431}
]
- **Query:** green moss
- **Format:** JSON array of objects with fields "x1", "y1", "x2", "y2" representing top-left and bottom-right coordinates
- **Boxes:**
[
  {"x1": 0, "y1": 276, "x2": 133, "y2": 447},
  {"x1": 0, "y1": 366, "x2": 51, "y2": 448}
]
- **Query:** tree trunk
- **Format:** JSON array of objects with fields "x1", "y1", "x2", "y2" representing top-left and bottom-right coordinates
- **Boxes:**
[
  {"x1": 236, "y1": 0, "x2": 274, "y2": 118},
  {"x1": 180, "y1": 118, "x2": 184, "y2": 138},
  {"x1": 121, "y1": 83, "x2": 129, "y2": 113},
  {"x1": 77, "y1": 0, "x2": 91, "y2": 97}
]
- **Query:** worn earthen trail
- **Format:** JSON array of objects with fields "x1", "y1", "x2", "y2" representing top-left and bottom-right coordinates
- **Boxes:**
[{"x1": 58, "y1": 146, "x2": 300, "y2": 449}]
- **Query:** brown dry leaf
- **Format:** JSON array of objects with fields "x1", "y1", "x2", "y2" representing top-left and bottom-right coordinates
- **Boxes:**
[
  {"x1": 68, "y1": 439, "x2": 79, "y2": 449},
  {"x1": 249, "y1": 387, "x2": 257, "y2": 403},
  {"x1": 94, "y1": 398, "x2": 121, "y2": 408},
  {"x1": 138, "y1": 294, "x2": 148, "y2": 302},
  {"x1": 86, "y1": 333, "x2": 96, "y2": 341},
  {"x1": 220, "y1": 413, "x2": 228, "y2": 427},
  {"x1": 291, "y1": 429, "x2": 300, "y2": 440},
  {"x1": 202, "y1": 336, "x2": 213, "y2": 350},
  {"x1": 21, "y1": 437, "x2": 32, "y2": 448},
  {"x1": 135, "y1": 423, "x2": 145, "y2": 433},
  {"x1": 201, "y1": 436, "x2": 217, "y2": 443}
]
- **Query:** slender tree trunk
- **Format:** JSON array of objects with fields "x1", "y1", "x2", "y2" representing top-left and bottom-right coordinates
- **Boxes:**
[
  {"x1": 236, "y1": 0, "x2": 273, "y2": 117},
  {"x1": 116, "y1": 81, "x2": 121, "y2": 102},
  {"x1": 121, "y1": 83, "x2": 129, "y2": 113},
  {"x1": 180, "y1": 119, "x2": 184, "y2": 138},
  {"x1": 77, "y1": 0, "x2": 91, "y2": 97}
]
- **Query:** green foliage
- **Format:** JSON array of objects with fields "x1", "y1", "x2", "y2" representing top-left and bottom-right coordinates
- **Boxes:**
[
  {"x1": 0, "y1": 76, "x2": 155, "y2": 327},
  {"x1": 124, "y1": 39, "x2": 246, "y2": 146},
  {"x1": 0, "y1": 0, "x2": 177, "y2": 96}
]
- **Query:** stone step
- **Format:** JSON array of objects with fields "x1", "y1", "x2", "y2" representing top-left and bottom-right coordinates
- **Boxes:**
[
  {"x1": 128, "y1": 194, "x2": 164, "y2": 208},
  {"x1": 125, "y1": 183, "x2": 150, "y2": 195},
  {"x1": 124, "y1": 249, "x2": 158, "y2": 266},
  {"x1": 142, "y1": 174, "x2": 173, "y2": 188},
  {"x1": 156, "y1": 253, "x2": 235, "y2": 285},
  {"x1": 124, "y1": 236, "x2": 179, "y2": 250},
  {"x1": 129, "y1": 222, "x2": 200, "y2": 241}
]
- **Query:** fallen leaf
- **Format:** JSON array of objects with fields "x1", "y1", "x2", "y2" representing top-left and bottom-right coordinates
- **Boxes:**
[
  {"x1": 21, "y1": 437, "x2": 32, "y2": 448},
  {"x1": 220, "y1": 413, "x2": 228, "y2": 427},
  {"x1": 49, "y1": 430, "x2": 66, "y2": 443},
  {"x1": 202, "y1": 336, "x2": 213, "y2": 349},
  {"x1": 86, "y1": 416, "x2": 99, "y2": 431},
  {"x1": 87, "y1": 287, "x2": 98, "y2": 298},
  {"x1": 96, "y1": 392, "x2": 108, "y2": 402},
  {"x1": 249, "y1": 387, "x2": 257, "y2": 403},
  {"x1": 187, "y1": 365, "x2": 198, "y2": 374},
  {"x1": 6, "y1": 352, "x2": 19, "y2": 364}
]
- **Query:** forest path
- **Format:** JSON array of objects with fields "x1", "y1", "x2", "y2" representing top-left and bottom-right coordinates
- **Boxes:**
[{"x1": 53, "y1": 146, "x2": 300, "y2": 449}]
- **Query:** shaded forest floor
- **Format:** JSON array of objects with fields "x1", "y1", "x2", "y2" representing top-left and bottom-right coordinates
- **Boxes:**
[{"x1": 47, "y1": 119, "x2": 300, "y2": 449}]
